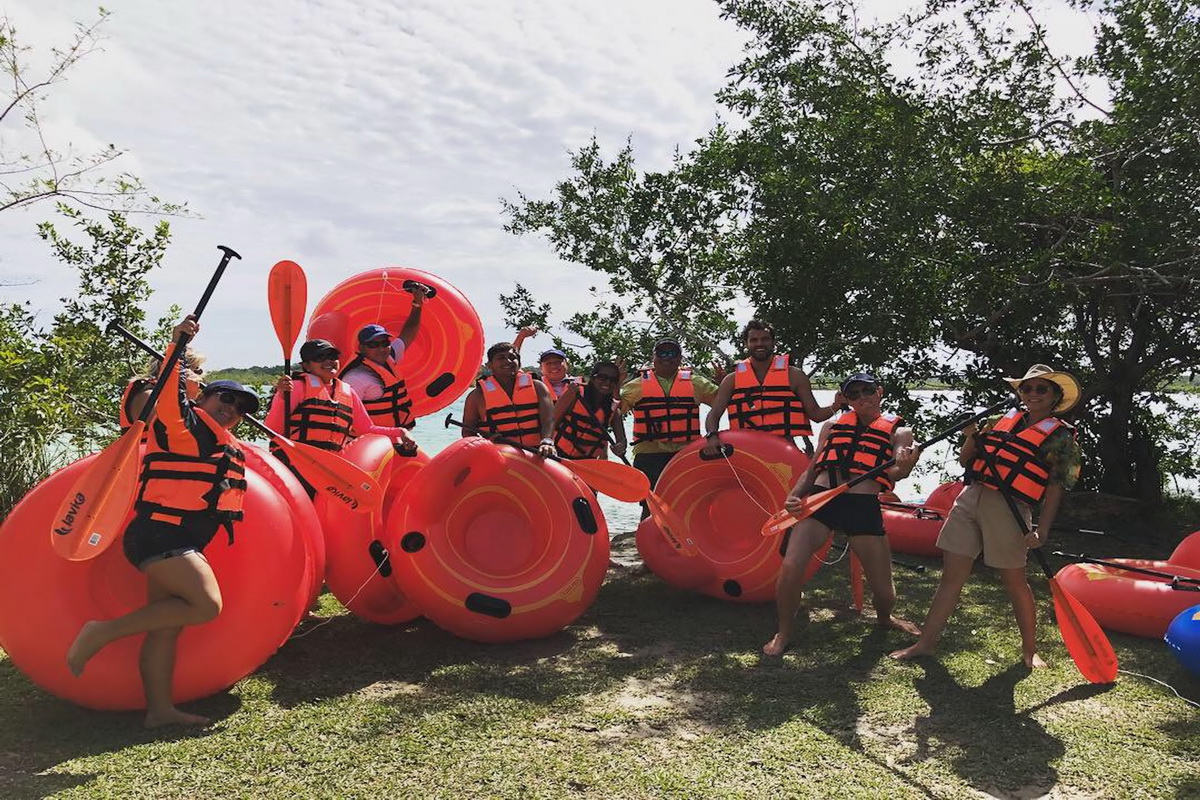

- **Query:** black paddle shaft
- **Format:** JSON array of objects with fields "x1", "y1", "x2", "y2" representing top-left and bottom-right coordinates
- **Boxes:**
[
  {"x1": 1052, "y1": 550, "x2": 1200, "y2": 589},
  {"x1": 830, "y1": 398, "x2": 1015, "y2": 494},
  {"x1": 125, "y1": 245, "x2": 241, "y2": 425},
  {"x1": 444, "y1": 414, "x2": 557, "y2": 460}
]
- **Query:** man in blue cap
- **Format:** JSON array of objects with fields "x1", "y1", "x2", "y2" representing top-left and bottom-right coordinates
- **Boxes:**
[
  {"x1": 340, "y1": 283, "x2": 428, "y2": 429},
  {"x1": 537, "y1": 347, "x2": 577, "y2": 400},
  {"x1": 763, "y1": 371, "x2": 922, "y2": 656}
]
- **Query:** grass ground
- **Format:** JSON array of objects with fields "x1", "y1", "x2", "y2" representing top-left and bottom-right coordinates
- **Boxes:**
[{"x1": 2, "y1": 530, "x2": 1198, "y2": 799}]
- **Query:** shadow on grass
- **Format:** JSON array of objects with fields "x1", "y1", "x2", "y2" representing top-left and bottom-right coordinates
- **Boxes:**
[{"x1": 0, "y1": 658, "x2": 239, "y2": 798}]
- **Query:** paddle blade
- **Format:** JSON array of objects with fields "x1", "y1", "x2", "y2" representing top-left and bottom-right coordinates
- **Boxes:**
[
  {"x1": 646, "y1": 491, "x2": 698, "y2": 557},
  {"x1": 850, "y1": 552, "x2": 864, "y2": 613},
  {"x1": 50, "y1": 425, "x2": 144, "y2": 560},
  {"x1": 268, "y1": 260, "x2": 307, "y2": 355},
  {"x1": 561, "y1": 457, "x2": 649, "y2": 502},
  {"x1": 272, "y1": 436, "x2": 383, "y2": 513},
  {"x1": 1048, "y1": 578, "x2": 1119, "y2": 684},
  {"x1": 760, "y1": 485, "x2": 849, "y2": 537}
]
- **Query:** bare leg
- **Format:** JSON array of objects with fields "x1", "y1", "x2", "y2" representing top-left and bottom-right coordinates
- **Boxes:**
[
  {"x1": 67, "y1": 553, "x2": 222, "y2": 678},
  {"x1": 1000, "y1": 566, "x2": 1046, "y2": 668},
  {"x1": 763, "y1": 519, "x2": 831, "y2": 656},
  {"x1": 139, "y1": 574, "x2": 211, "y2": 728},
  {"x1": 890, "y1": 551, "x2": 976, "y2": 660},
  {"x1": 848, "y1": 535, "x2": 920, "y2": 636}
]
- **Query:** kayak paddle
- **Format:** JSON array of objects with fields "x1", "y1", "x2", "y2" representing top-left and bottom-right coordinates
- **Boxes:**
[
  {"x1": 267, "y1": 260, "x2": 307, "y2": 438},
  {"x1": 1052, "y1": 551, "x2": 1200, "y2": 591}
]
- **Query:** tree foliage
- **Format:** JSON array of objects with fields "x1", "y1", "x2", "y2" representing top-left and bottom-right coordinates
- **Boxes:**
[
  {"x1": 0, "y1": 8, "x2": 186, "y2": 216},
  {"x1": 503, "y1": 0, "x2": 1200, "y2": 501},
  {"x1": 0, "y1": 206, "x2": 172, "y2": 516}
]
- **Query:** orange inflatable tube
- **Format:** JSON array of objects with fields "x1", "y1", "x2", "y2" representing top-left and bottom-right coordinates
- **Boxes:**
[
  {"x1": 316, "y1": 434, "x2": 428, "y2": 625},
  {"x1": 307, "y1": 267, "x2": 484, "y2": 418},
  {"x1": 1057, "y1": 559, "x2": 1200, "y2": 638},
  {"x1": 635, "y1": 430, "x2": 811, "y2": 603},
  {"x1": 388, "y1": 437, "x2": 609, "y2": 643},
  {"x1": 0, "y1": 445, "x2": 322, "y2": 710}
]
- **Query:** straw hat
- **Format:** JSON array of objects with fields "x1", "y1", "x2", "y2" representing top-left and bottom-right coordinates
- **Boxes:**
[{"x1": 1004, "y1": 364, "x2": 1081, "y2": 413}]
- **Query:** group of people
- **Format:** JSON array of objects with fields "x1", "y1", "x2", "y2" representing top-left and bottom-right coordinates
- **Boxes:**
[{"x1": 70, "y1": 295, "x2": 1082, "y2": 728}]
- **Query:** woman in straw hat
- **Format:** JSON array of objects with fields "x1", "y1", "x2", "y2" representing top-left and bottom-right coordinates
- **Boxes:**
[{"x1": 891, "y1": 364, "x2": 1082, "y2": 669}]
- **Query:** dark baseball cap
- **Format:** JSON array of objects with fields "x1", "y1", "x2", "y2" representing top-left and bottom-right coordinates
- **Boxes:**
[
  {"x1": 539, "y1": 348, "x2": 567, "y2": 362},
  {"x1": 839, "y1": 372, "x2": 878, "y2": 393},
  {"x1": 356, "y1": 324, "x2": 391, "y2": 344},
  {"x1": 299, "y1": 339, "x2": 340, "y2": 361},
  {"x1": 653, "y1": 338, "x2": 682, "y2": 357},
  {"x1": 201, "y1": 380, "x2": 260, "y2": 415}
]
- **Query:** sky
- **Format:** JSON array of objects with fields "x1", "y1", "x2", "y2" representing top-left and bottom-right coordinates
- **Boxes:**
[{"x1": 0, "y1": 0, "x2": 1098, "y2": 369}]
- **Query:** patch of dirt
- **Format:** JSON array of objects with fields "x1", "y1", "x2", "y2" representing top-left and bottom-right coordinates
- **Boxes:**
[{"x1": 352, "y1": 680, "x2": 425, "y2": 701}]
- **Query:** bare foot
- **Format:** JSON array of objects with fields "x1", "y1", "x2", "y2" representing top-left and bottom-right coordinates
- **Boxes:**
[
  {"x1": 762, "y1": 634, "x2": 794, "y2": 657},
  {"x1": 1024, "y1": 652, "x2": 1048, "y2": 669},
  {"x1": 879, "y1": 616, "x2": 922, "y2": 637},
  {"x1": 889, "y1": 643, "x2": 934, "y2": 661},
  {"x1": 66, "y1": 620, "x2": 108, "y2": 677},
  {"x1": 144, "y1": 707, "x2": 211, "y2": 729}
]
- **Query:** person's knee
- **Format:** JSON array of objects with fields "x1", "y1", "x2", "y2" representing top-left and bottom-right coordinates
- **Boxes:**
[{"x1": 191, "y1": 592, "x2": 222, "y2": 623}]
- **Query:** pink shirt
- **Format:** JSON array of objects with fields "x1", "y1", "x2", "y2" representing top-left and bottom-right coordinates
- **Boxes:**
[{"x1": 266, "y1": 375, "x2": 410, "y2": 442}]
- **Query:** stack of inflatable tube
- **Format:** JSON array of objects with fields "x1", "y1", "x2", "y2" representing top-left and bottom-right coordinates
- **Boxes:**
[
  {"x1": 389, "y1": 438, "x2": 608, "y2": 643},
  {"x1": 0, "y1": 444, "x2": 324, "y2": 710},
  {"x1": 316, "y1": 434, "x2": 429, "y2": 625},
  {"x1": 1057, "y1": 530, "x2": 1200, "y2": 639},
  {"x1": 881, "y1": 482, "x2": 965, "y2": 558},
  {"x1": 635, "y1": 430, "x2": 813, "y2": 603},
  {"x1": 307, "y1": 267, "x2": 484, "y2": 419}
]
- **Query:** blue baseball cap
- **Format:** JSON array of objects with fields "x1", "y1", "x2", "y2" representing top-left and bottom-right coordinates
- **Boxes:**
[
  {"x1": 201, "y1": 380, "x2": 260, "y2": 415},
  {"x1": 539, "y1": 348, "x2": 568, "y2": 362},
  {"x1": 357, "y1": 324, "x2": 391, "y2": 344},
  {"x1": 839, "y1": 372, "x2": 878, "y2": 393}
]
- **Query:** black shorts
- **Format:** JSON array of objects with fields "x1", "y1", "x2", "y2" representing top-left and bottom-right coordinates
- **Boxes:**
[
  {"x1": 809, "y1": 493, "x2": 885, "y2": 536},
  {"x1": 122, "y1": 515, "x2": 219, "y2": 570}
]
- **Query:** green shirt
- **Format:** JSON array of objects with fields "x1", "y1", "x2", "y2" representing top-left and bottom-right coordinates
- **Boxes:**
[{"x1": 620, "y1": 370, "x2": 720, "y2": 455}]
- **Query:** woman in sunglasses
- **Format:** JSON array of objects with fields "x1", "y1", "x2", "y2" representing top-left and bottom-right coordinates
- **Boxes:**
[
  {"x1": 551, "y1": 361, "x2": 628, "y2": 460},
  {"x1": 68, "y1": 316, "x2": 260, "y2": 728},
  {"x1": 892, "y1": 364, "x2": 1082, "y2": 669}
]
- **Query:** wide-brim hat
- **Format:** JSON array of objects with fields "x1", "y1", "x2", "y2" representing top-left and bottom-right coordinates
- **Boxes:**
[
  {"x1": 201, "y1": 379, "x2": 261, "y2": 415},
  {"x1": 1005, "y1": 364, "x2": 1081, "y2": 413}
]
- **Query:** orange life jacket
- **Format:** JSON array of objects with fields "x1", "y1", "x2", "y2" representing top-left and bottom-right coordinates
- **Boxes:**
[
  {"x1": 727, "y1": 355, "x2": 812, "y2": 438},
  {"x1": 135, "y1": 406, "x2": 246, "y2": 539},
  {"x1": 339, "y1": 354, "x2": 414, "y2": 429},
  {"x1": 632, "y1": 369, "x2": 701, "y2": 445},
  {"x1": 119, "y1": 378, "x2": 154, "y2": 442},
  {"x1": 554, "y1": 389, "x2": 613, "y2": 459},
  {"x1": 968, "y1": 409, "x2": 1073, "y2": 505},
  {"x1": 283, "y1": 374, "x2": 354, "y2": 452},
  {"x1": 812, "y1": 410, "x2": 903, "y2": 490},
  {"x1": 480, "y1": 371, "x2": 542, "y2": 447}
]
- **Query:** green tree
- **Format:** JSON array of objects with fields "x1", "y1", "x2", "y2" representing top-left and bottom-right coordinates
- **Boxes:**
[
  {"x1": 504, "y1": 0, "x2": 1200, "y2": 502},
  {"x1": 0, "y1": 205, "x2": 171, "y2": 516},
  {"x1": 1, "y1": 8, "x2": 185, "y2": 215}
]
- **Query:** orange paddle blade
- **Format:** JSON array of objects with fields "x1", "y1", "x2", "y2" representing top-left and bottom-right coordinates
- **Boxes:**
[
  {"x1": 51, "y1": 424, "x2": 144, "y2": 560},
  {"x1": 850, "y1": 551, "x2": 864, "y2": 613},
  {"x1": 1048, "y1": 578, "x2": 1119, "y2": 684},
  {"x1": 646, "y1": 491, "x2": 697, "y2": 557},
  {"x1": 760, "y1": 484, "x2": 850, "y2": 536},
  {"x1": 560, "y1": 457, "x2": 649, "y2": 502},
  {"x1": 271, "y1": 435, "x2": 382, "y2": 513},
  {"x1": 267, "y1": 260, "x2": 307, "y2": 355}
]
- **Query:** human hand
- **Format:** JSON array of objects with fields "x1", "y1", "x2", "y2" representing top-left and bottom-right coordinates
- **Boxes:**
[
  {"x1": 519, "y1": 325, "x2": 538, "y2": 337},
  {"x1": 171, "y1": 315, "x2": 199, "y2": 342},
  {"x1": 1025, "y1": 526, "x2": 1044, "y2": 549},
  {"x1": 537, "y1": 441, "x2": 556, "y2": 458},
  {"x1": 711, "y1": 360, "x2": 728, "y2": 383},
  {"x1": 275, "y1": 374, "x2": 293, "y2": 394},
  {"x1": 612, "y1": 440, "x2": 627, "y2": 458},
  {"x1": 895, "y1": 445, "x2": 921, "y2": 471}
]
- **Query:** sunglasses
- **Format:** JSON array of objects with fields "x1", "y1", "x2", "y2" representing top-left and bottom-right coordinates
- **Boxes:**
[
  {"x1": 216, "y1": 391, "x2": 255, "y2": 415},
  {"x1": 843, "y1": 385, "x2": 878, "y2": 400},
  {"x1": 363, "y1": 339, "x2": 391, "y2": 349},
  {"x1": 654, "y1": 350, "x2": 681, "y2": 359},
  {"x1": 1018, "y1": 383, "x2": 1053, "y2": 395}
]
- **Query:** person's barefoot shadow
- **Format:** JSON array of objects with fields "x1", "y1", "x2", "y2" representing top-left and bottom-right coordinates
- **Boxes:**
[{"x1": 909, "y1": 660, "x2": 1064, "y2": 794}]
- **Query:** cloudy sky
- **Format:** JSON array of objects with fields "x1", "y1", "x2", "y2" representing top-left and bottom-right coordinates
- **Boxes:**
[{"x1": 1, "y1": 1, "x2": 1095, "y2": 369}]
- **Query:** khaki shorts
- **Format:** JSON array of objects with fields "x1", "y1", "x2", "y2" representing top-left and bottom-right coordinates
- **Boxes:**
[{"x1": 935, "y1": 483, "x2": 1032, "y2": 569}]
